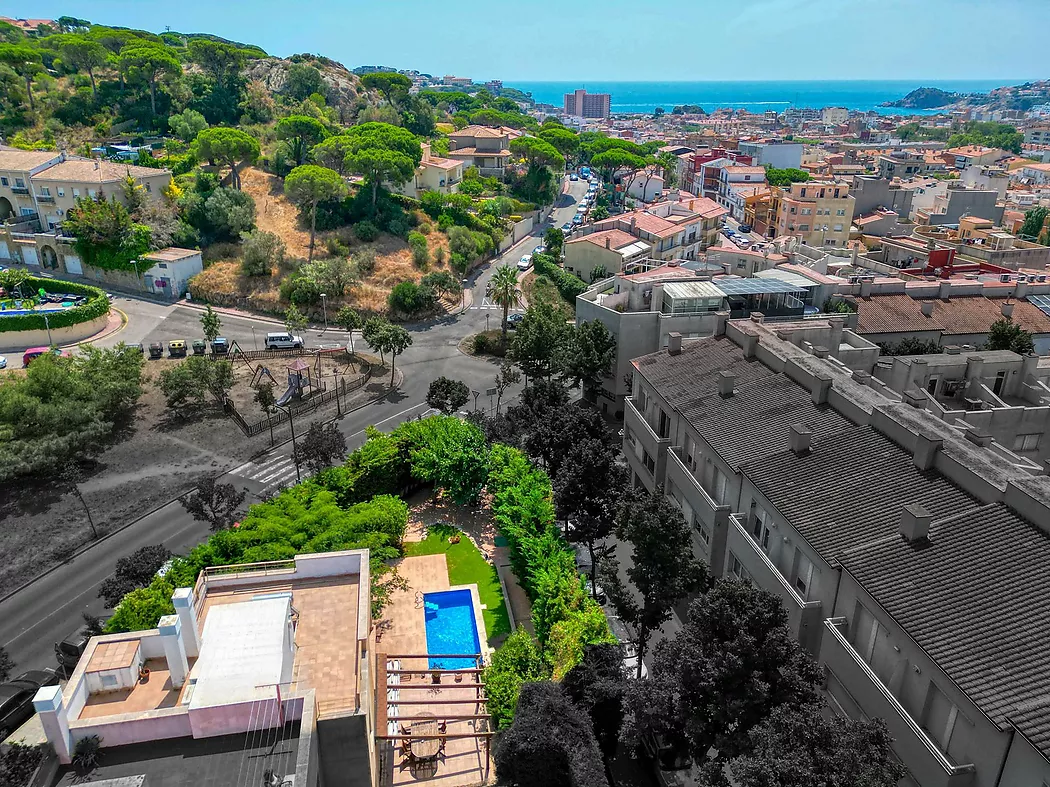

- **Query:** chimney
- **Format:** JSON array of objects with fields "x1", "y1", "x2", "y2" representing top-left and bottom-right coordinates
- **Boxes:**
[
  {"x1": 899, "y1": 504, "x2": 933, "y2": 543},
  {"x1": 741, "y1": 333, "x2": 758, "y2": 359},
  {"x1": 605, "y1": 236, "x2": 612, "y2": 249},
  {"x1": 964, "y1": 428, "x2": 993, "y2": 448},
  {"x1": 33, "y1": 685, "x2": 72, "y2": 764},
  {"x1": 812, "y1": 374, "x2": 833, "y2": 404},
  {"x1": 158, "y1": 614, "x2": 190, "y2": 688},
  {"x1": 171, "y1": 587, "x2": 201, "y2": 658},
  {"x1": 1001, "y1": 301, "x2": 1015, "y2": 318},
  {"x1": 631, "y1": 215, "x2": 637, "y2": 232},
  {"x1": 718, "y1": 370, "x2": 736, "y2": 398},
  {"x1": 1016, "y1": 279, "x2": 1030, "y2": 299},
  {"x1": 812, "y1": 345, "x2": 830, "y2": 359},
  {"x1": 912, "y1": 431, "x2": 942, "y2": 470},
  {"x1": 920, "y1": 301, "x2": 934, "y2": 317},
  {"x1": 789, "y1": 424, "x2": 813, "y2": 455},
  {"x1": 859, "y1": 279, "x2": 873, "y2": 298},
  {"x1": 938, "y1": 280, "x2": 951, "y2": 301},
  {"x1": 667, "y1": 332, "x2": 683, "y2": 356}
]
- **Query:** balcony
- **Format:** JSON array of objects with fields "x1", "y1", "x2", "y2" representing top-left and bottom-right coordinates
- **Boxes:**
[
  {"x1": 820, "y1": 619, "x2": 976, "y2": 787},
  {"x1": 10, "y1": 185, "x2": 29, "y2": 195},
  {"x1": 666, "y1": 447, "x2": 730, "y2": 568},
  {"x1": 726, "y1": 514, "x2": 823, "y2": 654},
  {"x1": 623, "y1": 397, "x2": 670, "y2": 488},
  {"x1": 35, "y1": 193, "x2": 55, "y2": 203}
]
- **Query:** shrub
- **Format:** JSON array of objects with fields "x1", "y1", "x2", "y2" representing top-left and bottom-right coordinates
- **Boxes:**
[
  {"x1": 72, "y1": 735, "x2": 103, "y2": 771},
  {"x1": 353, "y1": 248, "x2": 378, "y2": 276},
  {"x1": 484, "y1": 629, "x2": 548, "y2": 729},
  {"x1": 533, "y1": 252, "x2": 586, "y2": 304},
  {"x1": 240, "y1": 229, "x2": 285, "y2": 277},
  {"x1": 420, "y1": 270, "x2": 459, "y2": 296},
  {"x1": 388, "y1": 280, "x2": 437, "y2": 316},
  {"x1": 472, "y1": 333, "x2": 490, "y2": 353},
  {"x1": 354, "y1": 220, "x2": 380, "y2": 242},
  {"x1": 408, "y1": 231, "x2": 429, "y2": 268}
]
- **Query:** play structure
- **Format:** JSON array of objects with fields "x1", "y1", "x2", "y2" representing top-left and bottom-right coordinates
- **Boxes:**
[{"x1": 275, "y1": 358, "x2": 319, "y2": 405}]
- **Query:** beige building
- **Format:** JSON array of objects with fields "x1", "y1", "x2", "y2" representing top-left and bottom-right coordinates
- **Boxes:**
[
  {"x1": 589, "y1": 196, "x2": 727, "y2": 262},
  {"x1": 446, "y1": 126, "x2": 515, "y2": 178},
  {"x1": 773, "y1": 179, "x2": 855, "y2": 247},
  {"x1": 564, "y1": 228, "x2": 651, "y2": 282},
  {"x1": 0, "y1": 147, "x2": 171, "y2": 231},
  {"x1": 396, "y1": 142, "x2": 464, "y2": 199}
]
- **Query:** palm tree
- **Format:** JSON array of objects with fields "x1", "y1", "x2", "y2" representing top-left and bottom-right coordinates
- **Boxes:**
[{"x1": 486, "y1": 264, "x2": 521, "y2": 349}]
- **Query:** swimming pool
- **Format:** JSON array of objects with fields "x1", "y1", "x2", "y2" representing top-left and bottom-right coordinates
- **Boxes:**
[{"x1": 422, "y1": 589, "x2": 482, "y2": 670}]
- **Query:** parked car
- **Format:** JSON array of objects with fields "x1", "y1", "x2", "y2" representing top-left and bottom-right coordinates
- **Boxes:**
[
  {"x1": 605, "y1": 614, "x2": 649, "y2": 680},
  {"x1": 737, "y1": 224, "x2": 753, "y2": 234},
  {"x1": 21, "y1": 346, "x2": 62, "y2": 367},
  {"x1": 264, "y1": 332, "x2": 304, "y2": 350},
  {"x1": 517, "y1": 254, "x2": 533, "y2": 272},
  {"x1": 561, "y1": 222, "x2": 573, "y2": 233},
  {"x1": 0, "y1": 355, "x2": 6, "y2": 369},
  {"x1": 507, "y1": 312, "x2": 525, "y2": 328},
  {"x1": 56, "y1": 630, "x2": 90, "y2": 676},
  {"x1": 569, "y1": 173, "x2": 579, "y2": 181},
  {"x1": 0, "y1": 670, "x2": 59, "y2": 735},
  {"x1": 211, "y1": 337, "x2": 230, "y2": 355},
  {"x1": 532, "y1": 245, "x2": 546, "y2": 256},
  {"x1": 572, "y1": 215, "x2": 584, "y2": 225}
]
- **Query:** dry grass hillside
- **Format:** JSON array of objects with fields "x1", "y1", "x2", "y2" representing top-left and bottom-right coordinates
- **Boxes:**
[{"x1": 190, "y1": 167, "x2": 454, "y2": 317}]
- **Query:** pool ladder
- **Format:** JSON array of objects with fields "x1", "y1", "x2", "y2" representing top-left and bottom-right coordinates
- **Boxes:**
[{"x1": 414, "y1": 591, "x2": 424, "y2": 608}]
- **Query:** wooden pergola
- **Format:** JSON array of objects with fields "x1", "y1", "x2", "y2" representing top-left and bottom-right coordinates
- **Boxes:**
[{"x1": 375, "y1": 651, "x2": 494, "y2": 756}]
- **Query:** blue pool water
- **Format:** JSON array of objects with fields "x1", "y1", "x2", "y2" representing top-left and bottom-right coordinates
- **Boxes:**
[{"x1": 423, "y1": 589, "x2": 481, "y2": 670}]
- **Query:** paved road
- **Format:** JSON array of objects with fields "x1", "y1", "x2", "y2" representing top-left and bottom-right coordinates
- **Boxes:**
[{"x1": 0, "y1": 177, "x2": 590, "y2": 675}]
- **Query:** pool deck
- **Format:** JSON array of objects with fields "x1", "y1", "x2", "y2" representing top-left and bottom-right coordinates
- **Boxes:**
[{"x1": 377, "y1": 553, "x2": 494, "y2": 787}]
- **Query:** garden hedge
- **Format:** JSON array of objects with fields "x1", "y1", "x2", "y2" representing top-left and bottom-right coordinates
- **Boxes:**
[
  {"x1": 533, "y1": 253, "x2": 587, "y2": 305},
  {"x1": 0, "y1": 276, "x2": 110, "y2": 334}
]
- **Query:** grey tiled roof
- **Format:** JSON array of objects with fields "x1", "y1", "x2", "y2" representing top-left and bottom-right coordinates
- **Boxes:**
[
  {"x1": 683, "y1": 375, "x2": 857, "y2": 472},
  {"x1": 840, "y1": 504, "x2": 1050, "y2": 742},
  {"x1": 1011, "y1": 696, "x2": 1050, "y2": 756},
  {"x1": 742, "y1": 425, "x2": 981, "y2": 565},
  {"x1": 632, "y1": 336, "x2": 776, "y2": 409}
]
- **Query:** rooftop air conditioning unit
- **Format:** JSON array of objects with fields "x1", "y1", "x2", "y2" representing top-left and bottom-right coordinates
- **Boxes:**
[{"x1": 1000, "y1": 273, "x2": 1011, "y2": 283}]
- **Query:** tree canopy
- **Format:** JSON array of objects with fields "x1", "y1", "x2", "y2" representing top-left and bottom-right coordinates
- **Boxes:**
[
  {"x1": 192, "y1": 127, "x2": 259, "y2": 189},
  {"x1": 987, "y1": 316, "x2": 1035, "y2": 354},
  {"x1": 343, "y1": 122, "x2": 423, "y2": 209},
  {"x1": 284, "y1": 165, "x2": 347, "y2": 260}
]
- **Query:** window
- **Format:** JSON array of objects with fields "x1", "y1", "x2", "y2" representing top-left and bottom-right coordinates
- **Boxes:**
[
  {"x1": 57, "y1": 187, "x2": 64, "y2": 197},
  {"x1": 14, "y1": 178, "x2": 25, "y2": 188},
  {"x1": 637, "y1": 386, "x2": 648, "y2": 413},
  {"x1": 852, "y1": 601, "x2": 881, "y2": 662},
  {"x1": 799, "y1": 224, "x2": 809, "y2": 232},
  {"x1": 40, "y1": 187, "x2": 50, "y2": 196},
  {"x1": 73, "y1": 188, "x2": 80, "y2": 198},
  {"x1": 101, "y1": 673, "x2": 118, "y2": 688},
  {"x1": 833, "y1": 224, "x2": 843, "y2": 232},
  {"x1": 657, "y1": 409, "x2": 670, "y2": 439},
  {"x1": 625, "y1": 426, "x2": 636, "y2": 449},
  {"x1": 793, "y1": 549, "x2": 814, "y2": 598},
  {"x1": 684, "y1": 434, "x2": 696, "y2": 470},
  {"x1": 801, "y1": 208, "x2": 812, "y2": 215},
  {"x1": 837, "y1": 209, "x2": 846, "y2": 216},
  {"x1": 88, "y1": 189, "x2": 97, "y2": 198},
  {"x1": 642, "y1": 450, "x2": 655, "y2": 476},
  {"x1": 1014, "y1": 433, "x2": 1040, "y2": 452},
  {"x1": 729, "y1": 555, "x2": 751, "y2": 583},
  {"x1": 0, "y1": 177, "x2": 7, "y2": 186}
]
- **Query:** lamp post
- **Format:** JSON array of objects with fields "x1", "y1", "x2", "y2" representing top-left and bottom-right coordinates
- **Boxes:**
[
  {"x1": 251, "y1": 325, "x2": 258, "y2": 350},
  {"x1": 43, "y1": 311, "x2": 53, "y2": 347},
  {"x1": 275, "y1": 403, "x2": 301, "y2": 483},
  {"x1": 320, "y1": 293, "x2": 328, "y2": 333}
]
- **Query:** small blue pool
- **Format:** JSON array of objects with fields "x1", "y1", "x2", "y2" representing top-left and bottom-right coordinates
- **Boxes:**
[{"x1": 423, "y1": 589, "x2": 481, "y2": 670}]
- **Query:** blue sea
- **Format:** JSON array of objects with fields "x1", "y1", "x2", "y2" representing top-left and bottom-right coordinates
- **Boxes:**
[{"x1": 506, "y1": 79, "x2": 1022, "y2": 116}]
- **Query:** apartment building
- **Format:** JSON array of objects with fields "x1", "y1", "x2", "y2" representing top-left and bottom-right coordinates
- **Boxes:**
[
  {"x1": 915, "y1": 184, "x2": 1005, "y2": 226},
  {"x1": 32, "y1": 550, "x2": 373, "y2": 787},
  {"x1": 945, "y1": 145, "x2": 1005, "y2": 169},
  {"x1": 563, "y1": 89, "x2": 611, "y2": 119},
  {"x1": 590, "y1": 196, "x2": 727, "y2": 261},
  {"x1": 738, "y1": 140, "x2": 803, "y2": 170},
  {"x1": 876, "y1": 151, "x2": 944, "y2": 180},
  {"x1": 446, "y1": 126, "x2": 515, "y2": 178},
  {"x1": 0, "y1": 147, "x2": 171, "y2": 231},
  {"x1": 1024, "y1": 126, "x2": 1050, "y2": 145},
  {"x1": 624, "y1": 316, "x2": 1050, "y2": 787},
  {"x1": 821, "y1": 107, "x2": 849, "y2": 125},
  {"x1": 575, "y1": 261, "x2": 809, "y2": 415},
  {"x1": 773, "y1": 179, "x2": 856, "y2": 247},
  {"x1": 685, "y1": 148, "x2": 754, "y2": 198},
  {"x1": 716, "y1": 166, "x2": 767, "y2": 220}
]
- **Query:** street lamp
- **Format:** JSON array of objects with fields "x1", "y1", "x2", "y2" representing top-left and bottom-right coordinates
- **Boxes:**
[
  {"x1": 43, "y1": 311, "x2": 53, "y2": 347},
  {"x1": 320, "y1": 293, "x2": 328, "y2": 333},
  {"x1": 275, "y1": 403, "x2": 302, "y2": 483},
  {"x1": 251, "y1": 325, "x2": 258, "y2": 350}
]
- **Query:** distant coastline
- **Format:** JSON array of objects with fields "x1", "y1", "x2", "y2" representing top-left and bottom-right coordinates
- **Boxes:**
[{"x1": 505, "y1": 79, "x2": 1023, "y2": 115}]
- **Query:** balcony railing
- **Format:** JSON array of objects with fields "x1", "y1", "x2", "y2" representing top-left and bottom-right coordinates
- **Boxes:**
[
  {"x1": 10, "y1": 185, "x2": 29, "y2": 195},
  {"x1": 820, "y1": 619, "x2": 976, "y2": 787},
  {"x1": 35, "y1": 193, "x2": 55, "y2": 203},
  {"x1": 727, "y1": 514, "x2": 823, "y2": 654}
]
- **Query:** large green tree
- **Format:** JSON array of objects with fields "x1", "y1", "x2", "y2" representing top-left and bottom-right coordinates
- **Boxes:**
[
  {"x1": 0, "y1": 44, "x2": 42, "y2": 110},
  {"x1": 1020, "y1": 206, "x2": 1049, "y2": 241},
  {"x1": 558, "y1": 319, "x2": 616, "y2": 402},
  {"x1": 603, "y1": 490, "x2": 708, "y2": 678},
  {"x1": 359, "y1": 71, "x2": 412, "y2": 104},
  {"x1": 276, "y1": 115, "x2": 330, "y2": 166},
  {"x1": 310, "y1": 134, "x2": 355, "y2": 175},
  {"x1": 284, "y1": 165, "x2": 348, "y2": 261},
  {"x1": 192, "y1": 127, "x2": 259, "y2": 190},
  {"x1": 118, "y1": 41, "x2": 181, "y2": 116},
  {"x1": 343, "y1": 122, "x2": 423, "y2": 211},
  {"x1": 987, "y1": 316, "x2": 1035, "y2": 354},
  {"x1": 48, "y1": 34, "x2": 107, "y2": 97}
]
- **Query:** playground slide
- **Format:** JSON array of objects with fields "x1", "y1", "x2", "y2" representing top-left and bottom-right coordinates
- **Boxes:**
[{"x1": 275, "y1": 381, "x2": 299, "y2": 406}]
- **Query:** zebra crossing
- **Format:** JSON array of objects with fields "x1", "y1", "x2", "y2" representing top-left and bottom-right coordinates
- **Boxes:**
[{"x1": 228, "y1": 453, "x2": 300, "y2": 493}]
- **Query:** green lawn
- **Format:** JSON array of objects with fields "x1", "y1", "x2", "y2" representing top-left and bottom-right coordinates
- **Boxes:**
[{"x1": 403, "y1": 524, "x2": 511, "y2": 646}]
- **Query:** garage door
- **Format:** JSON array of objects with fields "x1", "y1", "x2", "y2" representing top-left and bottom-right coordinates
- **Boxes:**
[
  {"x1": 0, "y1": 241, "x2": 9, "y2": 261},
  {"x1": 63, "y1": 255, "x2": 83, "y2": 275},
  {"x1": 21, "y1": 246, "x2": 38, "y2": 266}
]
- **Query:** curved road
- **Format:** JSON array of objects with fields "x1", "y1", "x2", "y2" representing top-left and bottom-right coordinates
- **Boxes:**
[{"x1": 0, "y1": 178, "x2": 589, "y2": 674}]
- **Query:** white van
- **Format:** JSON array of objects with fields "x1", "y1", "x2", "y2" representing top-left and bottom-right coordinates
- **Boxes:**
[{"x1": 264, "y1": 332, "x2": 304, "y2": 350}]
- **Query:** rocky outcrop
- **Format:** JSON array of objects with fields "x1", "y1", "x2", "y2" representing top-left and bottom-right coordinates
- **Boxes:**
[
  {"x1": 244, "y1": 57, "x2": 377, "y2": 121},
  {"x1": 883, "y1": 87, "x2": 960, "y2": 109}
]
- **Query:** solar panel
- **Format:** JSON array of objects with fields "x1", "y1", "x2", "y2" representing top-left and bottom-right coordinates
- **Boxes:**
[
  {"x1": 713, "y1": 278, "x2": 807, "y2": 296},
  {"x1": 1029, "y1": 294, "x2": 1050, "y2": 319}
]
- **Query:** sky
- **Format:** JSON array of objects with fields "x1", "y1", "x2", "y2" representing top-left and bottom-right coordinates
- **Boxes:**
[{"x1": 5, "y1": 0, "x2": 1049, "y2": 83}]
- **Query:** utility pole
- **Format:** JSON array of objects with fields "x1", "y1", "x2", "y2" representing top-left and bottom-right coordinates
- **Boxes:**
[
  {"x1": 277, "y1": 403, "x2": 302, "y2": 483},
  {"x1": 320, "y1": 293, "x2": 328, "y2": 333}
]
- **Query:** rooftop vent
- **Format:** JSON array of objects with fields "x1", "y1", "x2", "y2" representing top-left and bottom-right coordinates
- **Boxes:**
[
  {"x1": 899, "y1": 504, "x2": 933, "y2": 543},
  {"x1": 667, "y1": 332, "x2": 682, "y2": 356},
  {"x1": 718, "y1": 370, "x2": 735, "y2": 398},
  {"x1": 789, "y1": 423, "x2": 813, "y2": 456}
]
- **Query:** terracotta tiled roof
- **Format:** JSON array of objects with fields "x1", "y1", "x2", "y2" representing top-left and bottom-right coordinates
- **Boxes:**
[
  {"x1": 567, "y1": 228, "x2": 639, "y2": 250},
  {"x1": 450, "y1": 125, "x2": 507, "y2": 139},
  {"x1": 32, "y1": 158, "x2": 169, "y2": 184},
  {"x1": 424, "y1": 156, "x2": 462, "y2": 171},
  {"x1": 0, "y1": 147, "x2": 61, "y2": 171},
  {"x1": 854, "y1": 293, "x2": 1050, "y2": 336}
]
